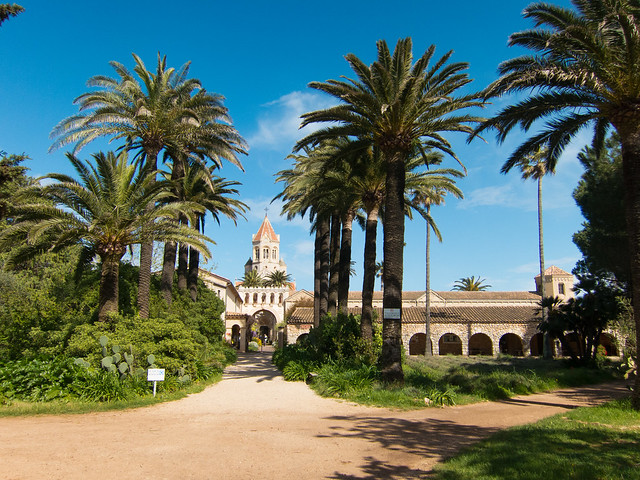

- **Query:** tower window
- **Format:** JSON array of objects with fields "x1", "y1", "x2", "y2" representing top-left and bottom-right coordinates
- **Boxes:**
[
  {"x1": 263, "y1": 248, "x2": 269, "y2": 260},
  {"x1": 558, "y1": 283, "x2": 565, "y2": 295},
  {"x1": 270, "y1": 293, "x2": 275, "y2": 304},
  {"x1": 255, "y1": 247, "x2": 259, "y2": 260},
  {"x1": 273, "y1": 248, "x2": 277, "y2": 260}
]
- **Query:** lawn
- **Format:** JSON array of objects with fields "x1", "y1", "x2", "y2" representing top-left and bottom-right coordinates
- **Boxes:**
[
  {"x1": 309, "y1": 355, "x2": 621, "y2": 409},
  {"x1": 432, "y1": 397, "x2": 640, "y2": 480}
]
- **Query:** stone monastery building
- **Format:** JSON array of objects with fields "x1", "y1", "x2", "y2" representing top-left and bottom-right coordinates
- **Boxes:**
[{"x1": 201, "y1": 215, "x2": 618, "y2": 357}]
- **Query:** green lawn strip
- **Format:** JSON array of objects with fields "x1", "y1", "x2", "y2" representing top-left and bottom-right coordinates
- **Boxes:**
[
  {"x1": 0, "y1": 372, "x2": 222, "y2": 417},
  {"x1": 432, "y1": 398, "x2": 640, "y2": 480},
  {"x1": 308, "y1": 356, "x2": 619, "y2": 409}
]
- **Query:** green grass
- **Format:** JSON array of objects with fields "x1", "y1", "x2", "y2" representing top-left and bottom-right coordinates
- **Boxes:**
[
  {"x1": 308, "y1": 355, "x2": 620, "y2": 409},
  {"x1": 0, "y1": 372, "x2": 222, "y2": 417},
  {"x1": 432, "y1": 398, "x2": 640, "y2": 480}
]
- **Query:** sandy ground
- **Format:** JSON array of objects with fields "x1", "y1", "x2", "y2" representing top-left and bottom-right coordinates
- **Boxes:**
[{"x1": 0, "y1": 351, "x2": 630, "y2": 480}]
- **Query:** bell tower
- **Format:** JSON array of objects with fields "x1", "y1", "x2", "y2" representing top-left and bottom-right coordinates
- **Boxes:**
[{"x1": 245, "y1": 214, "x2": 287, "y2": 276}]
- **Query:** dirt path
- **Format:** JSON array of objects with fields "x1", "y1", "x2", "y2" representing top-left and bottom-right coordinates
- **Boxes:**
[{"x1": 0, "y1": 352, "x2": 630, "y2": 480}]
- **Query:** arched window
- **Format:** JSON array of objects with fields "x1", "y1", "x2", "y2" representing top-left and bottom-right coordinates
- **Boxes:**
[
  {"x1": 245, "y1": 293, "x2": 249, "y2": 304},
  {"x1": 253, "y1": 293, "x2": 258, "y2": 303},
  {"x1": 263, "y1": 248, "x2": 269, "y2": 260},
  {"x1": 270, "y1": 293, "x2": 275, "y2": 304},
  {"x1": 272, "y1": 248, "x2": 278, "y2": 260},
  {"x1": 261, "y1": 293, "x2": 267, "y2": 303},
  {"x1": 254, "y1": 247, "x2": 259, "y2": 260},
  {"x1": 279, "y1": 293, "x2": 283, "y2": 304}
]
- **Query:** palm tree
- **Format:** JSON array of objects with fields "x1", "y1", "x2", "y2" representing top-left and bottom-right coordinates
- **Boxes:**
[
  {"x1": 452, "y1": 276, "x2": 491, "y2": 291},
  {"x1": 241, "y1": 269, "x2": 264, "y2": 288},
  {"x1": 0, "y1": 4, "x2": 23, "y2": 26},
  {"x1": 179, "y1": 164, "x2": 247, "y2": 301},
  {"x1": 409, "y1": 166, "x2": 464, "y2": 356},
  {"x1": 265, "y1": 270, "x2": 292, "y2": 288},
  {"x1": 49, "y1": 53, "x2": 246, "y2": 318},
  {"x1": 514, "y1": 147, "x2": 556, "y2": 358},
  {"x1": 296, "y1": 38, "x2": 482, "y2": 382},
  {"x1": 0, "y1": 151, "x2": 210, "y2": 321},
  {"x1": 474, "y1": 0, "x2": 640, "y2": 407}
]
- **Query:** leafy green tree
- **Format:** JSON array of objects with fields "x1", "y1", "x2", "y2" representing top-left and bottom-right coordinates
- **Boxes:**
[
  {"x1": 540, "y1": 264, "x2": 624, "y2": 364},
  {"x1": 49, "y1": 53, "x2": 246, "y2": 318},
  {"x1": 0, "y1": 3, "x2": 23, "y2": 26},
  {"x1": 573, "y1": 134, "x2": 629, "y2": 286},
  {"x1": 0, "y1": 151, "x2": 211, "y2": 322},
  {"x1": 474, "y1": 0, "x2": 640, "y2": 407},
  {"x1": 296, "y1": 38, "x2": 482, "y2": 382},
  {"x1": 240, "y1": 269, "x2": 264, "y2": 288},
  {"x1": 0, "y1": 153, "x2": 30, "y2": 221},
  {"x1": 452, "y1": 276, "x2": 491, "y2": 291},
  {"x1": 265, "y1": 270, "x2": 292, "y2": 288}
]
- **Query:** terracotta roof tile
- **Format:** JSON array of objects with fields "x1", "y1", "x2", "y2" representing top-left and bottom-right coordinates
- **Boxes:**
[
  {"x1": 287, "y1": 305, "x2": 540, "y2": 325},
  {"x1": 534, "y1": 265, "x2": 572, "y2": 278},
  {"x1": 254, "y1": 215, "x2": 278, "y2": 242}
]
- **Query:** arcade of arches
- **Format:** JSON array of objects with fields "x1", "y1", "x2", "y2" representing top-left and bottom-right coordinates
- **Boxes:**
[{"x1": 407, "y1": 330, "x2": 619, "y2": 357}]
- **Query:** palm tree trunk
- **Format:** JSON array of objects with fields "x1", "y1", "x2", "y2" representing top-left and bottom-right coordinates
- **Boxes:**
[
  {"x1": 338, "y1": 210, "x2": 354, "y2": 312},
  {"x1": 425, "y1": 206, "x2": 433, "y2": 356},
  {"x1": 187, "y1": 215, "x2": 203, "y2": 301},
  {"x1": 381, "y1": 151, "x2": 406, "y2": 383},
  {"x1": 619, "y1": 128, "x2": 640, "y2": 409},
  {"x1": 361, "y1": 206, "x2": 379, "y2": 342},
  {"x1": 188, "y1": 246, "x2": 199, "y2": 301},
  {"x1": 538, "y1": 176, "x2": 553, "y2": 359},
  {"x1": 328, "y1": 213, "x2": 340, "y2": 317},
  {"x1": 99, "y1": 253, "x2": 121, "y2": 322},
  {"x1": 318, "y1": 216, "x2": 331, "y2": 320},
  {"x1": 160, "y1": 241, "x2": 177, "y2": 304},
  {"x1": 314, "y1": 226, "x2": 321, "y2": 327},
  {"x1": 137, "y1": 150, "x2": 159, "y2": 319},
  {"x1": 160, "y1": 159, "x2": 185, "y2": 305},
  {"x1": 177, "y1": 214, "x2": 189, "y2": 290}
]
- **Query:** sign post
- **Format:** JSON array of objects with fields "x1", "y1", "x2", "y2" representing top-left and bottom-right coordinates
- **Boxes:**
[{"x1": 147, "y1": 368, "x2": 165, "y2": 397}]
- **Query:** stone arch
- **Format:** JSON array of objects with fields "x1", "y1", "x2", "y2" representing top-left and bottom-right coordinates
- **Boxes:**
[
  {"x1": 599, "y1": 333, "x2": 619, "y2": 356},
  {"x1": 469, "y1": 333, "x2": 492, "y2": 355},
  {"x1": 252, "y1": 309, "x2": 277, "y2": 344},
  {"x1": 529, "y1": 333, "x2": 543, "y2": 356},
  {"x1": 231, "y1": 324, "x2": 241, "y2": 349},
  {"x1": 409, "y1": 333, "x2": 427, "y2": 355},
  {"x1": 296, "y1": 333, "x2": 309, "y2": 344},
  {"x1": 439, "y1": 333, "x2": 462, "y2": 355},
  {"x1": 499, "y1": 333, "x2": 524, "y2": 356}
]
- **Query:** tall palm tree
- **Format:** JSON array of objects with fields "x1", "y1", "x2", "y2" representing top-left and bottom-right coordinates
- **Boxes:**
[
  {"x1": 187, "y1": 170, "x2": 246, "y2": 301},
  {"x1": 49, "y1": 53, "x2": 246, "y2": 318},
  {"x1": 0, "y1": 151, "x2": 210, "y2": 321},
  {"x1": 514, "y1": 147, "x2": 556, "y2": 358},
  {"x1": 474, "y1": 0, "x2": 640, "y2": 407},
  {"x1": 409, "y1": 166, "x2": 464, "y2": 356},
  {"x1": 296, "y1": 38, "x2": 482, "y2": 381},
  {"x1": 452, "y1": 276, "x2": 491, "y2": 291}
]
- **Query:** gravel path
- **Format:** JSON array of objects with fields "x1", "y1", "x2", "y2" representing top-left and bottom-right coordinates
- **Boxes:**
[{"x1": 0, "y1": 351, "x2": 629, "y2": 480}]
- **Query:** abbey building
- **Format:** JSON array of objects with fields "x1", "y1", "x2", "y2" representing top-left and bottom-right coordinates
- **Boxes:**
[{"x1": 200, "y1": 215, "x2": 620, "y2": 357}]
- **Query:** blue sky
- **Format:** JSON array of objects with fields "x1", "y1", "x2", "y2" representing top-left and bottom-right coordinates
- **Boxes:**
[{"x1": 1, "y1": 0, "x2": 587, "y2": 293}]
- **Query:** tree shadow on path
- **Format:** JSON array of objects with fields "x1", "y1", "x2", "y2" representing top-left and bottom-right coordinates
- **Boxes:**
[
  {"x1": 222, "y1": 351, "x2": 280, "y2": 383},
  {"x1": 322, "y1": 415, "x2": 500, "y2": 479}
]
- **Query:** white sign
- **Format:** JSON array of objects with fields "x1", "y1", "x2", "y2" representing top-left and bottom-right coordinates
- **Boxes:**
[
  {"x1": 383, "y1": 308, "x2": 401, "y2": 319},
  {"x1": 147, "y1": 368, "x2": 165, "y2": 381}
]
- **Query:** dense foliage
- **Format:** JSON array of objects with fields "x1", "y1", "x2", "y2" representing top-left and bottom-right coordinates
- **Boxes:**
[{"x1": 0, "y1": 248, "x2": 236, "y2": 403}]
